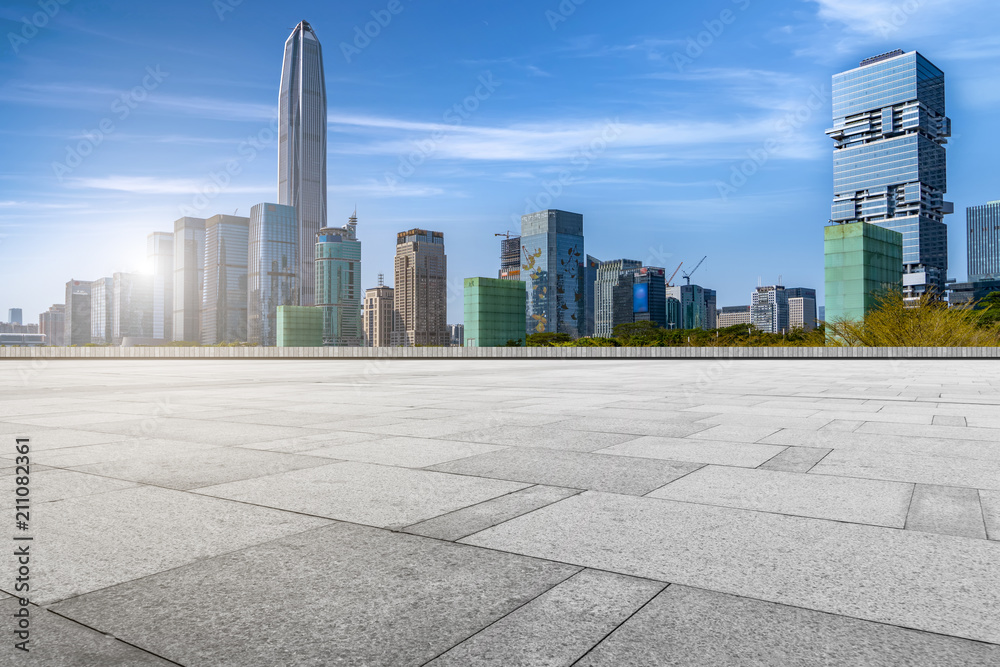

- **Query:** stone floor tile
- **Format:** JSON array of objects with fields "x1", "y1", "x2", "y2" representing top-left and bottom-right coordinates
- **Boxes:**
[
  {"x1": 551, "y1": 416, "x2": 712, "y2": 439},
  {"x1": 811, "y1": 449, "x2": 1000, "y2": 490},
  {"x1": 428, "y1": 447, "x2": 701, "y2": 495},
  {"x1": 301, "y1": 436, "x2": 504, "y2": 468},
  {"x1": 576, "y1": 585, "x2": 1000, "y2": 667},
  {"x1": 427, "y1": 569, "x2": 665, "y2": 666},
  {"x1": 597, "y1": 436, "x2": 785, "y2": 468},
  {"x1": 0, "y1": 469, "x2": 138, "y2": 507},
  {"x1": 51, "y1": 523, "x2": 579, "y2": 667},
  {"x1": 934, "y1": 415, "x2": 968, "y2": 427},
  {"x1": 905, "y1": 484, "x2": 988, "y2": 539},
  {"x1": 688, "y1": 423, "x2": 782, "y2": 443},
  {"x1": 441, "y1": 425, "x2": 641, "y2": 452},
  {"x1": 21, "y1": 438, "x2": 222, "y2": 468},
  {"x1": 758, "y1": 445, "x2": 831, "y2": 472},
  {"x1": 403, "y1": 485, "x2": 582, "y2": 541},
  {"x1": 649, "y1": 466, "x2": 912, "y2": 527},
  {"x1": 196, "y1": 460, "x2": 529, "y2": 528},
  {"x1": 462, "y1": 491, "x2": 1000, "y2": 644},
  {"x1": 981, "y1": 490, "x2": 1000, "y2": 541}
]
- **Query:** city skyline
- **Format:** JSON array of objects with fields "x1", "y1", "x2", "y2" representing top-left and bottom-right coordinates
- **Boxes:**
[{"x1": 2, "y1": 0, "x2": 1000, "y2": 324}]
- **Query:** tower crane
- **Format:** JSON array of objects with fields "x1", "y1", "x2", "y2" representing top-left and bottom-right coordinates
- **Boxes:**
[
  {"x1": 683, "y1": 256, "x2": 707, "y2": 285},
  {"x1": 666, "y1": 262, "x2": 683, "y2": 288}
]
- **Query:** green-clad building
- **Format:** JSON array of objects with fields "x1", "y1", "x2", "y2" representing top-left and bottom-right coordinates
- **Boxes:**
[
  {"x1": 824, "y1": 222, "x2": 903, "y2": 323},
  {"x1": 316, "y1": 213, "x2": 362, "y2": 346},
  {"x1": 464, "y1": 278, "x2": 526, "y2": 347},
  {"x1": 276, "y1": 306, "x2": 323, "y2": 347}
]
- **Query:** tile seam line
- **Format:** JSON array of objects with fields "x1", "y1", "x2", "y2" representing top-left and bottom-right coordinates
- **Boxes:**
[
  {"x1": 415, "y1": 568, "x2": 587, "y2": 666},
  {"x1": 398, "y1": 483, "x2": 553, "y2": 533},
  {"x1": 568, "y1": 582, "x2": 671, "y2": 666}
]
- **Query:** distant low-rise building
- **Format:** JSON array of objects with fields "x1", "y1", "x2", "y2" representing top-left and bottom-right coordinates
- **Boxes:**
[
  {"x1": 39, "y1": 304, "x2": 65, "y2": 346},
  {"x1": 717, "y1": 306, "x2": 751, "y2": 328}
]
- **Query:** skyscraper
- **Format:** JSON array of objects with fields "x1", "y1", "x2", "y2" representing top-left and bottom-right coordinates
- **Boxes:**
[
  {"x1": 499, "y1": 235, "x2": 521, "y2": 281},
  {"x1": 148, "y1": 231, "x2": 174, "y2": 342},
  {"x1": 751, "y1": 285, "x2": 789, "y2": 334},
  {"x1": 583, "y1": 255, "x2": 601, "y2": 338},
  {"x1": 39, "y1": 304, "x2": 65, "y2": 346},
  {"x1": 173, "y1": 216, "x2": 206, "y2": 342},
  {"x1": 364, "y1": 279, "x2": 395, "y2": 348},
  {"x1": 279, "y1": 20, "x2": 327, "y2": 307},
  {"x1": 786, "y1": 288, "x2": 818, "y2": 332},
  {"x1": 521, "y1": 210, "x2": 585, "y2": 338},
  {"x1": 826, "y1": 50, "x2": 952, "y2": 299},
  {"x1": 967, "y1": 201, "x2": 1000, "y2": 282},
  {"x1": 201, "y1": 214, "x2": 249, "y2": 345},
  {"x1": 316, "y1": 213, "x2": 362, "y2": 346},
  {"x1": 64, "y1": 279, "x2": 93, "y2": 346},
  {"x1": 91, "y1": 277, "x2": 114, "y2": 344},
  {"x1": 595, "y1": 259, "x2": 641, "y2": 338},
  {"x1": 248, "y1": 203, "x2": 298, "y2": 346},
  {"x1": 666, "y1": 284, "x2": 715, "y2": 330},
  {"x1": 392, "y1": 229, "x2": 447, "y2": 347},
  {"x1": 113, "y1": 272, "x2": 154, "y2": 344},
  {"x1": 7, "y1": 309, "x2": 21, "y2": 325}
]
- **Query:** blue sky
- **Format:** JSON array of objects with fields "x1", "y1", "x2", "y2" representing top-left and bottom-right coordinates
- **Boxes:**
[{"x1": 2, "y1": 0, "x2": 999, "y2": 324}]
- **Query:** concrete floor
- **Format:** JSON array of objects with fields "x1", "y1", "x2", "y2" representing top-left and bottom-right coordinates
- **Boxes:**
[{"x1": 1, "y1": 359, "x2": 999, "y2": 665}]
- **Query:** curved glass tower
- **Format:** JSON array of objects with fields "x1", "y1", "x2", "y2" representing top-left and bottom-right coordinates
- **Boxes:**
[{"x1": 279, "y1": 20, "x2": 327, "y2": 307}]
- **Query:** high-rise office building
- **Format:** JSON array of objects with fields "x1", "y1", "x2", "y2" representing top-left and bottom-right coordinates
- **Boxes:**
[
  {"x1": 39, "y1": 304, "x2": 65, "y2": 346},
  {"x1": 447, "y1": 324, "x2": 465, "y2": 347},
  {"x1": 113, "y1": 272, "x2": 154, "y2": 344},
  {"x1": 316, "y1": 213, "x2": 362, "y2": 346},
  {"x1": 521, "y1": 210, "x2": 585, "y2": 338},
  {"x1": 7, "y1": 309, "x2": 21, "y2": 325},
  {"x1": 967, "y1": 201, "x2": 1000, "y2": 282},
  {"x1": 786, "y1": 288, "x2": 818, "y2": 332},
  {"x1": 583, "y1": 255, "x2": 600, "y2": 338},
  {"x1": 499, "y1": 235, "x2": 521, "y2": 281},
  {"x1": 595, "y1": 259, "x2": 642, "y2": 338},
  {"x1": 173, "y1": 216, "x2": 206, "y2": 342},
  {"x1": 148, "y1": 231, "x2": 174, "y2": 341},
  {"x1": 464, "y1": 278, "x2": 526, "y2": 347},
  {"x1": 364, "y1": 280, "x2": 395, "y2": 348},
  {"x1": 617, "y1": 267, "x2": 668, "y2": 331},
  {"x1": 279, "y1": 20, "x2": 327, "y2": 307},
  {"x1": 717, "y1": 306, "x2": 751, "y2": 328},
  {"x1": 201, "y1": 214, "x2": 249, "y2": 345},
  {"x1": 825, "y1": 222, "x2": 903, "y2": 322},
  {"x1": 248, "y1": 203, "x2": 298, "y2": 346},
  {"x1": 826, "y1": 50, "x2": 952, "y2": 299},
  {"x1": 751, "y1": 285, "x2": 790, "y2": 334},
  {"x1": 64, "y1": 280, "x2": 93, "y2": 346},
  {"x1": 667, "y1": 284, "x2": 714, "y2": 330},
  {"x1": 392, "y1": 229, "x2": 447, "y2": 347},
  {"x1": 91, "y1": 277, "x2": 114, "y2": 344}
]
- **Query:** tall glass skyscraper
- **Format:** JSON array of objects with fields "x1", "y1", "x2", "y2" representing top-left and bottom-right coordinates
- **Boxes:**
[
  {"x1": 279, "y1": 20, "x2": 327, "y2": 307},
  {"x1": 521, "y1": 210, "x2": 585, "y2": 338},
  {"x1": 201, "y1": 214, "x2": 249, "y2": 345},
  {"x1": 147, "y1": 231, "x2": 173, "y2": 341},
  {"x1": 172, "y1": 216, "x2": 206, "y2": 343},
  {"x1": 316, "y1": 213, "x2": 362, "y2": 346},
  {"x1": 967, "y1": 201, "x2": 1000, "y2": 282},
  {"x1": 248, "y1": 203, "x2": 298, "y2": 346},
  {"x1": 827, "y1": 50, "x2": 952, "y2": 298}
]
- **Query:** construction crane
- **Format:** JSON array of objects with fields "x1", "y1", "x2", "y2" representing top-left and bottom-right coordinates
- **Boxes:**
[
  {"x1": 494, "y1": 231, "x2": 518, "y2": 239},
  {"x1": 683, "y1": 256, "x2": 707, "y2": 285},
  {"x1": 666, "y1": 262, "x2": 683, "y2": 288}
]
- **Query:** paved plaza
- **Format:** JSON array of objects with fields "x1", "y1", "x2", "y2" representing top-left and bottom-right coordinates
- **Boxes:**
[{"x1": 1, "y1": 358, "x2": 999, "y2": 665}]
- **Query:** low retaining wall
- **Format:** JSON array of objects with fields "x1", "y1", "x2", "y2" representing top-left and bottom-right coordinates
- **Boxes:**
[{"x1": 1, "y1": 347, "x2": 999, "y2": 359}]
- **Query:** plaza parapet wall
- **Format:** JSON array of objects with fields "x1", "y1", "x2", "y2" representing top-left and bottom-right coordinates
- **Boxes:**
[{"x1": 3, "y1": 347, "x2": 1000, "y2": 359}]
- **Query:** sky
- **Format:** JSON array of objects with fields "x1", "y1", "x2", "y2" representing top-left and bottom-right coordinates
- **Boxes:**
[{"x1": 2, "y1": 0, "x2": 999, "y2": 325}]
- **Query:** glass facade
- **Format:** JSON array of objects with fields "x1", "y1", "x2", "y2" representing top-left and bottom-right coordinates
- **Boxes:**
[
  {"x1": 172, "y1": 216, "x2": 206, "y2": 343},
  {"x1": 90, "y1": 277, "x2": 114, "y2": 344},
  {"x1": 827, "y1": 51, "x2": 951, "y2": 297},
  {"x1": 279, "y1": 21, "x2": 327, "y2": 307},
  {"x1": 276, "y1": 305, "x2": 323, "y2": 347},
  {"x1": 316, "y1": 214, "x2": 362, "y2": 346},
  {"x1": 464, "y1": 278, "x2": 527, "y2": 347},
  {"x1": 112, "y1": 272, "x2": 154, "y2": 343},
  {"x1": 967, "y1": 202, "x2": 1000, "y2": 281},
  {"x1": 595, "y1": 259, "x2": 641, "y2": 338},
  {"x1": 147, "y1": 231, "x2": 173, "y2": 341},
  {"x1": 751, "y1": 286, "x2": 789, "y2": 334},
  {"x1": 201, "y1": 214, "x2": 249, "y2": 345},
  {"x1": 248, "y1": 203, "x2": 298, "y2": 346},
  {"x1": 521, "y1": 210, "x2": 585, "y2": 338},
  {"x1": 667, "y1": 284, "x2": 714, "y2": 330},
  {"x1": 824, "y1": 222, "x2": 903, "y2": 322},
  {"x1": 64, "y1": 279, "x2": 93, "y2": 346}
]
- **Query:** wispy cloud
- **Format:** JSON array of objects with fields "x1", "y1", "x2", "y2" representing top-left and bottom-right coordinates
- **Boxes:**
[{"x1": 64, "y1": 176, "x2": 271, "y2": 195}]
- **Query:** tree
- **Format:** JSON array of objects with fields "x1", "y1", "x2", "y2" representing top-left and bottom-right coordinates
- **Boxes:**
[
  {"x1": 526, "y1": 332, "x2": 572, "y2": 347},
  {"x1": 976, "y1": 291, "x2": 1000, "y2": 327},
  {"x1": 613, "y1": 321, "x2": 662, "y2": 346}
]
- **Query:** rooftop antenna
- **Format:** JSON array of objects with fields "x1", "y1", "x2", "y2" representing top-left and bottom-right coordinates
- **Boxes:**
[{"x1": 377, "y1": 273, "x2": 384, "y2": 287}]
